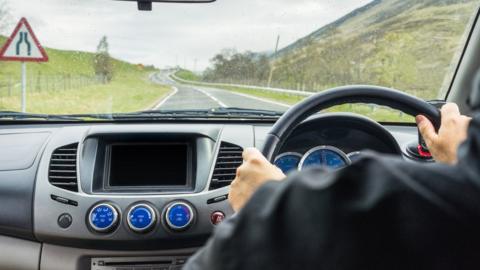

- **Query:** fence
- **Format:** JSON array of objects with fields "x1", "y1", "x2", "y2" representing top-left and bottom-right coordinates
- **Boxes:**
[
  {"x1": 170, "y1": 73, "x2": 314, "y2": 97},
  {"x1": 0, "y1": 73, "x2": 102, "y2": 98}
]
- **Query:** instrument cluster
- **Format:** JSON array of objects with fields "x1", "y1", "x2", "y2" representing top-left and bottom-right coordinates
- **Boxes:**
[{"x1": 274, "y1": 146, "x2": 363, "y2": 174}]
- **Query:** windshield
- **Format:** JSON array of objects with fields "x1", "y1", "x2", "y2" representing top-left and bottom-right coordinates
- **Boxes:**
[{"x1": 0, "y1": 0, "x2": 478, "y2": 121}]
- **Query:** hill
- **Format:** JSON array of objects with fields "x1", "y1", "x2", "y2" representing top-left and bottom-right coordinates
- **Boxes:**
[
  {"x1": 272, "y1": 0, "x2": 477, "y2": 99},
  {"x1": 0, "y1": 35, "x2": 171, "y2": 114},
  {"x1": 0, "y1": 35, "x2": 141, "y2": 80}
]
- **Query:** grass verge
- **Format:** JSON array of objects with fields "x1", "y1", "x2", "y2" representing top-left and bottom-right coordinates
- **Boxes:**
[{"x1": 0, "y1": 71, "x2": 171, "y2": 114}]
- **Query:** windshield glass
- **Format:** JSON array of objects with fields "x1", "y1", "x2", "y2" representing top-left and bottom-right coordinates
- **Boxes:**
[{"x1": 0, "y1": 0, "x2": 478, "y2": 121}]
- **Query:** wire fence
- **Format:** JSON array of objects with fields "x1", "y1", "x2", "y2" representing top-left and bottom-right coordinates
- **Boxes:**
[{"x1": 0, "y1": 73, "x2": 102, "y2": 98}]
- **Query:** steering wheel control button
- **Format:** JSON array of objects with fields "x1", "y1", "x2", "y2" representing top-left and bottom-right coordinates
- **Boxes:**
[
  {"x1": 165, "y1": 202, "x2": 195, "y2": 231},
  {"x1": 88, "y1": 203, "x2": 119, "y2": 233},
  {"x1": 127, "y1": 204, "x2": 156, "y2": 233},
  {"x1": 57, "y1": 213, "x2": 72, "y2": 229},
  {"x1": 211, "y1": 211, "x2": 226, "y2": 225}
]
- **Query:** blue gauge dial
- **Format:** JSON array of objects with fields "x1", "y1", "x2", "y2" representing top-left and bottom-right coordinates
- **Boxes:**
[
  {"x1": 299, "y1": 146, "x2": 350, "y2": 170},
  {"x1": 274, "y1": 152, "x2": 302, "y2": 174}
]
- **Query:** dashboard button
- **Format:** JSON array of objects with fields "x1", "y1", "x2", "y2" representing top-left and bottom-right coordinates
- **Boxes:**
[
  {"x1": 57, "y1": 213, "x2": 72, "y2": 228},
  {"x1": 127, "y1": 204, "x2": 156, "y2": 233},
  {"x1": 165, "y1": 202, "x2": 194, "y2": 231},
  {"x1": 88, "y1": 203, "x2": 119, "y2": 233},
  {"x1": 211, "y1": 211, "x2": 225, "y2": 225}
]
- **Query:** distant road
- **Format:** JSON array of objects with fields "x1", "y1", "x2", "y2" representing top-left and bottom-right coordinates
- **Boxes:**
[{"x1": 150, "y1": 72, "x2": 289, "y2": 112}]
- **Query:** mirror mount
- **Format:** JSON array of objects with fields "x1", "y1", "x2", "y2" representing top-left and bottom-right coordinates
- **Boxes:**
[
  {"x1": 115, "y1": 0, "x2": 216, "y2": 11},
  {"x1": 138, "y1": 1, "x2": 152, "y2": 11}
]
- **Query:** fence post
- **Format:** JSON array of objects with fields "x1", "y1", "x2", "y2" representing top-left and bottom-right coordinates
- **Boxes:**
[
  {"x1": 36, "y1": 72, "x2": 42, "y2": 92},
  {"x1": 8, "y1": 76, "x2": 12, "y2": 96}
]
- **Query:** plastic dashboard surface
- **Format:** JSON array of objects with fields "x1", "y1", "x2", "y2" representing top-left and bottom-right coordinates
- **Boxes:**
[{"x1": 0, "y1": 119, "x2": 419, "y2": 253}]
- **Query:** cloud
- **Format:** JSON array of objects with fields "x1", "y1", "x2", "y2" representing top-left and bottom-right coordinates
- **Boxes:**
[{"x1": 4, "y1": 0, "x2": 372, "y2": 70}]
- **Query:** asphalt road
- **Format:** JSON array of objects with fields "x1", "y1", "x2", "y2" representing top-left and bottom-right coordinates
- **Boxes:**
[{"x1": 150, "y1": 72, "x2": 289, "y2": 112}]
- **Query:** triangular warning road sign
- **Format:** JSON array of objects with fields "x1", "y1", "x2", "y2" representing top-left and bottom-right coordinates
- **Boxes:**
[{"x1": 0, "y1": 17, "x2": 48, "y2": 62}]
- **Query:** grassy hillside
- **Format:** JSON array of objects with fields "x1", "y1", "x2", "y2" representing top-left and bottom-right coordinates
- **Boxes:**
[
  {"x1": 0, "y1": 36, "x2": 171, "y2": 114},
  {"x1": 273, "y1": 0, "x2": 477, "y2": 100}
]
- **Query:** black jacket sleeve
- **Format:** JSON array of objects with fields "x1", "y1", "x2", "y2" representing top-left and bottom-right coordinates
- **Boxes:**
[{"x1": 185, "y1": 115, "x2": 480, "y2": 270}]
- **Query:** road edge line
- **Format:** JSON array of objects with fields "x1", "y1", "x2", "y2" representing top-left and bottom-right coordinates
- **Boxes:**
[
  {"x1": 195, "y1": 88, "x2": 227, "y2": 108},
  {"x1": 197, "y1": 86, "x2": 291, "y2": 108},
  {"x1": 153, "y1": 86, "x2": 178, "y2": 109}
]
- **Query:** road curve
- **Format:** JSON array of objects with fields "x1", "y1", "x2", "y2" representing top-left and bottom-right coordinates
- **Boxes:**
[{"x1": 150, "y1": 72, "x2": 289, "y2": 112}]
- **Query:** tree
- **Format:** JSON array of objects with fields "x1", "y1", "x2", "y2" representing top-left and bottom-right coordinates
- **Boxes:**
[
  {"x1": 94, "y1": 36, "x2": 113, "y2": 83},
  {"x1": 203, "y1": 49, "x2": 271, "y2": 85}
]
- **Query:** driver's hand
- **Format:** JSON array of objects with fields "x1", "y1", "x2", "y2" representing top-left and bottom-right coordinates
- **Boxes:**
[
  {"x1": 229, "y1": 148, "x2": 286, "y2": 212},
  {"x1": 416, "y1": 103, "x2": 471, "y2": 165}
]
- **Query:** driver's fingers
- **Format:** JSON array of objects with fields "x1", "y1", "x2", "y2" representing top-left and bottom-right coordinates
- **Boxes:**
[
  {"x1": 416, "y1": 115, "x2": 438, "y2": 146},
  {"x1": 441, "y1": 103, "x2": 461, "y2": 118},
  {"x1": 242, "y1": 147, "x2": 263, "y2": 162}
]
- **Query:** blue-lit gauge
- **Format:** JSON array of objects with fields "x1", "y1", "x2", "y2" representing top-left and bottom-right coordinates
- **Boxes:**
[
  {"x1": 299, "y1": 146, "x2": 351, "y2": 171},
  {"x1": 274, "y1": 152, "x2": 302, "y2": 174}
]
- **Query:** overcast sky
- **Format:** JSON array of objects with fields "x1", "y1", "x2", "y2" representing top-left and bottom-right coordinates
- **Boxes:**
[{"x1": 3, "y1": 0, "x2": 372, "y2": 70}]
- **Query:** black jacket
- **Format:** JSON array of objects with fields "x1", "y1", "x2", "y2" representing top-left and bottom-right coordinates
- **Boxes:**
[{"x1": 185, "y1": 114, "x2": 480, "y2": 270}]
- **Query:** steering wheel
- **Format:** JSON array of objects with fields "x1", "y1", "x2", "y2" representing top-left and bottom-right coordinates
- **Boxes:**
[{"x1": 261, "y1": 85, "x2": 441, "y2": 161}]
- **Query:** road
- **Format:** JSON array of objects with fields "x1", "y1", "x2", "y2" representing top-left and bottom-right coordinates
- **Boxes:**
[{"x1": 150, "y1": 72, "x2": 289, "y2": 112}]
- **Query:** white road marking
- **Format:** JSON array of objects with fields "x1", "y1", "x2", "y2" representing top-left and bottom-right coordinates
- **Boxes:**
[
  {"x1": 198, "y1": 86, "x2": 291, "y2": 108},
  {"x1": 195, "y1": 88, "x2": 227, "y2": 108},
  {"x1": 154, "y1": 86, "x2": 178, "y2": 109}
]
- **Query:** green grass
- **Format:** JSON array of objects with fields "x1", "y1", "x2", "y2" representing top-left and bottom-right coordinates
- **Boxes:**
[
  {"x1": 270, "y1": 1, "x2": 477, "y2": 100},
  {"x1": 0, "y1": 36, "x2": 144, "y2": 79},
  {"x1": 0, "y1": 71, "x2": 171, "y2": 114},
  {"x1": 0, "y1": 35, "x2": 171, "y2": 114},
  {"x1": 176, "y1": 69, "x2": 201, "y2": 81}
]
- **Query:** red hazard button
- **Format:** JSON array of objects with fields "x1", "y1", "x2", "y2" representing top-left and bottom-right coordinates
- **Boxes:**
[{"x1": 211, "y1": 211, "x2": 225, "y2": 225}]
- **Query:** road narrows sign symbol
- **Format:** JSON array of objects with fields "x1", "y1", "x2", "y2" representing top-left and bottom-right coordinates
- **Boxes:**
[{"x1": 0, "y1": 17, "x2": 48, "y2": 62}]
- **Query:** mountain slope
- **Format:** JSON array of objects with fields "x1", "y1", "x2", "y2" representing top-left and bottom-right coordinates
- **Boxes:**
[{"x1": 272, "y1": 0, "x2": 477, "y2": 99}]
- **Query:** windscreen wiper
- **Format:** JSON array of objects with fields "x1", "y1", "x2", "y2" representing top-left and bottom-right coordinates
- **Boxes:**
[
  {"x1": 208, "y1": 107, "x2": 283, "y2": 116},
  {"x1": 0, "y1": 111, "x2": 83, "y2": 121},
  {"x1": 0, "y1": 111, "x2": 119, "y2": 121},
  {"x1": 130, "y1": 107, "x2": 283, "y2": 118}
]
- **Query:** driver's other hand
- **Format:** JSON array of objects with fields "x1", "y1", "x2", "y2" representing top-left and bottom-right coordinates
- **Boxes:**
[
  {"x1": 416, "y1": 103, "x2": 471, "y2": 165},
  {"x1": 228, "y1": 148, "x2": 286, "y2": 212}
]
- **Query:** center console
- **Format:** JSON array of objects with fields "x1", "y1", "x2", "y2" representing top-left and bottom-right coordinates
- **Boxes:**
[{"x1": 33, "y1": 124, "x2": 253, "y2": 268}]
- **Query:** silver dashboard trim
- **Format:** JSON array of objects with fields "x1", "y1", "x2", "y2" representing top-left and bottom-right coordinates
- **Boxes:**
[
  {"x1": 298, "y1": 145, "x2": 351, "y2": 170},
  {"x1": 274, "y1": 152, "x2": 303, "y2": 163}
]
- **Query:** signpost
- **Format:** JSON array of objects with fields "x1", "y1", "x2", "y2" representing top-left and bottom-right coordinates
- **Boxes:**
[{"x1": 0, "y1": 18, "x2": 49, "y2": 112}]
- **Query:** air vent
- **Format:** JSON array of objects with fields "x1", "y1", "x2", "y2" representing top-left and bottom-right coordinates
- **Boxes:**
[
  {"x1": 48, "y1": 143, "x2": 79, "y2": 192},
  {"x1": 209, "y1": 142, "x2": 243, "y2": 190}
]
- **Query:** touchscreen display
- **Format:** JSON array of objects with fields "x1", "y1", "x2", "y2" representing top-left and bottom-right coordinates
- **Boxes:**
[{"x1": 108, "y1": 144, "x2": 189, "y2": 187}]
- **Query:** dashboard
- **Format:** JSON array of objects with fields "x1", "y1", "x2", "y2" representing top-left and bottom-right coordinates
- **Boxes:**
[{"x1": 0, "y1": 114, "x2": 423, "y2": 270}]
